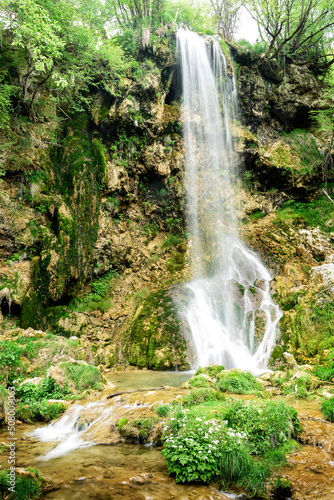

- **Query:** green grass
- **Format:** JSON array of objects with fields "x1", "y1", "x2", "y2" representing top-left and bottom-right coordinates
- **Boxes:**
[
  {"x1": 315, "y1": 349, "x2": 334, "y2": 381},
  {"x1": 274, "y1": 195, "x2": 334, "y2": 234},
  {"x1": 281, "y1": 129, "x2": 323, "y2": 174},
  {"x1": 320, "y1": 397, "x2": 334, "y2": 422},
  {"x1": 215, "y1": 369, "x2": 263, "y2": 395},
  {"x1": 161, "y1": 398, "x2": 301, "y2": 496},
  {"x1": 58, "y1": 362, "x2": 104, "y2": 391},
  {"x1": 0, "y1": 335, "x2": 81, "y2": 384},
  {"x1": 15, "y1": 400, "x2": 66, "y2": 423},
  {"x1": 0, "y1": 467, "x2": 45, "y2": 499},
  {"x1": 188, "y1": 375, "x2": 212, "y2": 388}
]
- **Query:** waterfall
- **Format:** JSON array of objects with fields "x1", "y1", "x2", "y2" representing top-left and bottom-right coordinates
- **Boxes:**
[{"x1": 177, "y1": 29, "x2": 281, "y2": 372}]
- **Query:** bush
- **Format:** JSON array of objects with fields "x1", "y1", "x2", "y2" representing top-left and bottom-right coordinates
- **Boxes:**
[
  {"x1": 320, "y1": 397, "x2": 334, "y2": 422},
  {"x1": 16, "y1": 400, "x2": 66, "y2": 422},
  {"x1": 195, "y1": 364, "x2": 224, "y2": 378},
  {"x1": 0, "y1": 341, "x2": 24, "y2": 384},
  {"x1": 215, "y1": 369, "x2": 263, "y2": 395},
  {"x1": 0, "y1": 467, "x2": 44, "y2": 499},
  {"x1": 188, "y1": 375, "x2": 212, "y2": 388},
  {"x1": 161, "y1": 399, "x2": 301, "y2": 495},
  {"x1": 182, "y1": 388, "x2": 225, "y2": 407},
  {"x1": 221, "y1": 400, "x2": 302, "y2": 455},
  {"x1": 315, "y1": 349, "x2": 334, "y2": 382},
  {"x1": 15, "y1": 376, "x2": 70, "y2": 402},
  {"x1": 58, "y1": 362, "x2": 103, "y2": 391},
  {"x1": 281, "y1": 373, "x2": 314, "y2": 399},
  {"x1": 155, "y1": 404, "x2": 171, "y2": 417}
]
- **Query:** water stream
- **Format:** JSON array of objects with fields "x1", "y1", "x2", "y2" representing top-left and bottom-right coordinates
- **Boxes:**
[{"x1": 177, "y1": 29, "x2": 282, "y2": 371}]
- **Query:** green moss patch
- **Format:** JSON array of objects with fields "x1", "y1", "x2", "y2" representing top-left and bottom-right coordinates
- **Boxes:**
[{"x1": 124, "y1": 288, "x2": 189, "y2": 370}]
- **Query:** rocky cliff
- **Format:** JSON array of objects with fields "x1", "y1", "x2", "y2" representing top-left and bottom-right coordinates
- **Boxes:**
[{"x1": 1, "y1": 31, "x2": 333, "y2": 370}]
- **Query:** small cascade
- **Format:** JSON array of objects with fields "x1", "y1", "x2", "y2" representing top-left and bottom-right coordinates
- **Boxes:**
[
  {"x1": 30, "y1": 397, "x2": 154, "y2": 461},
  {"x1": 177, "y1": 29, "x2": 282, "y2": 371}
]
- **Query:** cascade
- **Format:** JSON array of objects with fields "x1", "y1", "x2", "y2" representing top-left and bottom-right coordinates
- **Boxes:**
[{"x1": 177, "y1": 29, "x2": 282, "y2": 371}]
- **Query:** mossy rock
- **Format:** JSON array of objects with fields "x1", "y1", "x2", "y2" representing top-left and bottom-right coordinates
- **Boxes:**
[
  {"x1": 21, "y1": 114, "x2": 105, "y2": 328},
  {"x1": 124, "y1": 287, "x2": 190, "y2": 370}
]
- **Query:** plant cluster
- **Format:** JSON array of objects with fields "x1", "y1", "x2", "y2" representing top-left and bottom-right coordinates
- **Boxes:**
[
  {"x1": 161, "y1": 398, "x2": 300, "y2": 495},
  {"x1": 58, "y1": 362, "x2": 103, "y2": 391},
  {"x1": 320, "y1": 396, "x2": 334, "y2": 422},
  {"x1": 0, "y1": 466, "x2": 45, "y2": 500},
  {"x1": 215, "y1": 369, "x2": 263, "y2": 395}
]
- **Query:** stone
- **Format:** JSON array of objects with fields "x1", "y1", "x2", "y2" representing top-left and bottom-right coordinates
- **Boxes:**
[{"x1": 283, "y1": 352, "x2": 297, "y2": 369}]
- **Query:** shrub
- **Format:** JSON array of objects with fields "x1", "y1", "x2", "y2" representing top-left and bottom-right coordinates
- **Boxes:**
[
  {"x1": 315, "y1": 349, "x2": 334, "y2": 382},
  {"x1": 58, "y1": 362, "x2": 103, "y2": 391},
  {"x1": 155, "y1": 404, "x2": 171, "y2": 417},
  {"x1": 281, "y1": 373, "x2": 314, "y2": 399},
  {"x1": 215, "y1": 369, "x2": 263, "y2": 395},
  {"x1": 182, "y1": 388, "x2": 225, "y2": 407},
  {"x1": 195, "y1": 364, "x2": 224, "y2": 378},
  {"x1": 188, "y1": 375, "x2": 212, "y2": 388},
  {"x1": 320, "y1": 397, "x2": 334, "y2": 422},
  {"x1": 0, "y1": 466, "x2": 44, "y2": 500},
  {"x1": 161, "y1": 399, "x2": 301, "y2": 495},
  {"x1": 16, "y1": 401, "x2": 66, "y2": 422},
  {"x1": 221, "y1": 400, "x2": 302, "y2": 454},
  {"x1": 0, "y1": 341, "x2": 24, "y2": 384},
  {"x1": 15, "y1": 376, "x2": 70, "y2": 402}
]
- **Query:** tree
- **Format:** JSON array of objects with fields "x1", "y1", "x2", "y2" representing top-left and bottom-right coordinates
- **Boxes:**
[
  {"x1": 0, "y1": 0, "x2": 64, "y2": 111},
  {"x1": 209, "y1": 0, "x2": 241, "y2": 40},
  {"x1": 0, "y1": 0, "x2": 130, "y2": 118},
  {"x1": 245, "y1": 0, "x2": 334, "y2": 69}
]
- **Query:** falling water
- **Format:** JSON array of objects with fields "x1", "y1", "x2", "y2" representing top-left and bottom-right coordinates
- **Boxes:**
[{"x1": 177, "y1": 29, "x2": 281, "y2": 371}]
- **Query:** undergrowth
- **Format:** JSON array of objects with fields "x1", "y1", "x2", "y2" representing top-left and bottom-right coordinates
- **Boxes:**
[{"x1": 162, "y1": 396, "x2": 301, "y2": 496}]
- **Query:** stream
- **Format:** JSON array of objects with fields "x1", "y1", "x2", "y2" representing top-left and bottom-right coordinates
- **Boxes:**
[{"x1": 1, "y1": 370, "x2": 334, "y2": 499}]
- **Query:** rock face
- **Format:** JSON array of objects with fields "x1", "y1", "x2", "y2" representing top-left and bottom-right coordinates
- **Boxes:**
[{"x1": 0, "y1": 29, "x2": 333, "y2": 370}]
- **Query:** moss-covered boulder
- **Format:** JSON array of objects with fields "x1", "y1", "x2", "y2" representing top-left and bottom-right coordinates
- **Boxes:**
[{"x1": 123, "y1": 288, "x2": 190, "y2": 370}]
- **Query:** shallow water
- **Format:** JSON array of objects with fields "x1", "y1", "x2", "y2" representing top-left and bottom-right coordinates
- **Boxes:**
[
  {"x1": 2, "y1": 371, "x2": 333, "y2": 499},
  {"x1": 105, "y1": 370, "x2": 194, "y2": 391}
]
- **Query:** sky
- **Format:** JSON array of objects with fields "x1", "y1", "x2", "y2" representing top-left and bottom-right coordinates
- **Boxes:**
[{"x1": 234, "y1": 6, "x2": 260, "y2": 43}]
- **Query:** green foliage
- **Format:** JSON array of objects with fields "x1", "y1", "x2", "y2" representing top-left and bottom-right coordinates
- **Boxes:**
[
  {"x1": 188, "y1": 375, "x2": 212, "y2": 388},
  {"x1": 15, "y1": 376, "x2": 70, "y2": 402},
  {"x1": 161, "y1": 399, "x2": 300, "y2": 494},
  {"x1": 166, "y1": 0, "x2": 214, "y2": 34},
  {"x1": 0, "y1": 341, "x2": 24, "y2": 384},
  {"x1": 59, "y1": 362, "x2": 103, "y2": 391},
  {"x1": 15, "y1": 400, "x2": 66, "y2": 422},
  {"x1": 246, "y1": 0, "x2": 334, "y2": 68},
  {"x1": 0, "y1": 466, "x2": 44, "y2": 500},
  {"x1": 0, "y1": 73, "x2": 17, "y2": 130},
  {"x1": 195, "y1": 365, "x2": 225, "y2": 378},
  {"x1": 215, "y1": 369, "x2": 263, "y2": 395},
  {"x1": 315, "y1": 349, "x2": 334, "y2": 382},
  {"x1": 155, "y1": 404, "x2": 171, "y2": 417},
  {"x1": 275, "y1": 196, "x2": 334, "y2": 234},
  {"x1": 220, "y1": 400, "x2": 302, "y2": 455},
  {"x1": 320, "y1": 397, "x2": 334, "y2": 422},
  {"x1": 281, "y1": 373, "x2": 315, "y2": 399},
  {"x1": 237, "y1": 39, "x2": 268, "y2": 57},
  {"x1": 182, "y1": 388, "x2": 225, "y2": 407}
]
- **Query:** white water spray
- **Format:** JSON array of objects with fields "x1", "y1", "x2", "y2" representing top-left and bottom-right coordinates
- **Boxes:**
[{"x1": 177, "y1": 29, "x2": 281, "y2": 371}]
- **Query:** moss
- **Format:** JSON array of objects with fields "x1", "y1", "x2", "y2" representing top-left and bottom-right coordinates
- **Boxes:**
[
  {"x1": 117, "y1": 417, "x2": 128, "y2": 431},
  {"x1": 21, "y1": 113, "x2": 105, "y2": 329},
  {"x1": 125, "y1": 288, "x2": 189, "y2": 370}
]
